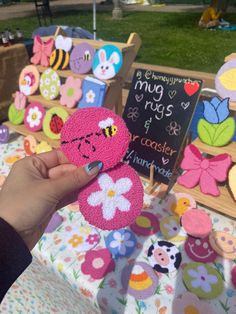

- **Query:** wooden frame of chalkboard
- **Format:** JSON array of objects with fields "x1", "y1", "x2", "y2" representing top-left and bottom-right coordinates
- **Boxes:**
[{"x1": 123, "y1": 69, "x2": 203, "y2": 196}]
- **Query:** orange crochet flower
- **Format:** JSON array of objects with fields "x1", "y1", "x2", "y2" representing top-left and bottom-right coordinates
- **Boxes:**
[{"x1": 68, "y1": 235, "x2": 83, "y2": 247}]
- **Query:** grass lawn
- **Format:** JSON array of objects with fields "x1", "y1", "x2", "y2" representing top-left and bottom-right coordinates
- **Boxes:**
[{"x1": 1, "y1": 10, "x2": 236, "y2": 73}]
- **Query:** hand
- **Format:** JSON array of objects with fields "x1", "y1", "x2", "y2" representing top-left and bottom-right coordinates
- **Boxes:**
[{"x1": 0, "y1": 150, "x2": 102, "y2": 250}]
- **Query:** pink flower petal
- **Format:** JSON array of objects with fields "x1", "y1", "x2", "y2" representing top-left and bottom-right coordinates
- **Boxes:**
[{"x1": 59, "y1": 76, "x2": 82, "y2": 108}]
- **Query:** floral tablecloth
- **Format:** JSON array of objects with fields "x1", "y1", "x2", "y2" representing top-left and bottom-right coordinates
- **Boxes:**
[{"x1": 1, "y1": 134, "x2": 236, "y2": 314}]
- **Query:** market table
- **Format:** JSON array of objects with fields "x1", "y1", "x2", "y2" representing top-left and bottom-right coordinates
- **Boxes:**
[{"x1": 0, "y1": 134, "x2": 236, "y2": 314}]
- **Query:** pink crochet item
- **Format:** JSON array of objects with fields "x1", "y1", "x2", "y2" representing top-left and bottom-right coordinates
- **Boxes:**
[
  {"x1": 14, "y1": 91, "x2": 27, "y2": 110},
  {"x1": 24, "y1": 102, "x2": 46, "y2": 132},
  {"x1": 181, "y1": 208, "x2": 212, "y2": 238},
  {"x1": 177, "y1": 144, "x2": 232, "y2": 196},
  {"x1": 30, "y1": 35, "x2": 54, "y2": 67},
  {"x1": 59, "y1": 76, "x2": 82, "y2": 108},
  {"x1": 78, "y1": 163, "x2": 144, "y2": 230},
  {"x1": 60, "y1": 107, "x2": 130, "y2": 171},
  {"x1": 81, "y1": 248, "x2": 115, "y2": 279}
]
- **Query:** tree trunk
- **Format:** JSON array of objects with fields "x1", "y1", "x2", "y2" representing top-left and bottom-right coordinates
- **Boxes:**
[{"x1": 112, "y1": 0, "x2": 123, "y2": 19}]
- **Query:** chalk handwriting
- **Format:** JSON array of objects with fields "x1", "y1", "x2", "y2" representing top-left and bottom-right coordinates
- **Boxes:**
[
  {"x1": 136, "y1": 71, "x2": 142, "y2": 80},
  {"x1": 144, "y1": 101, "x2": 173, "y2": 120},
  {"x1": 144, "y1": 70, "x2": 201, "y2": 86},
  {"x1": 144, "y1": 117, "x2": 152, "y2": 134},
  {"x1": 131, "y1": 150, "x2": 172, "y2": 178},
  {"x1": 134, "y1": 80, "x2": 164, "y2": 101}
]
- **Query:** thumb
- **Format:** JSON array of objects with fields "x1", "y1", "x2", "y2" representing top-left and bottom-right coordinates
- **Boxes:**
[{"x1": 48, "y1": 161, "x2": 103, "y2": 199}]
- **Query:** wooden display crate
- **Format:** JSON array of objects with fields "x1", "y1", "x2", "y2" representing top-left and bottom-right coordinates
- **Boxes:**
[
  {"x1": 4, "y1": 121, "x2": 60, "y2": 148},
  {"x1": 174, "y1": 53, "x2": 236, "y2": 218},
  {"x1": 6, "y1": 32, "x2": 142, "y2": 148},
  {"x1": 174, "y1": 183, "x2": 236, "y2": 218}
]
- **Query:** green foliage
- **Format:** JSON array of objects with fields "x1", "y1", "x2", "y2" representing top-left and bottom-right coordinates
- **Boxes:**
[{"x1": 1, "y1": 11, "x2": 236, "y2": 72}]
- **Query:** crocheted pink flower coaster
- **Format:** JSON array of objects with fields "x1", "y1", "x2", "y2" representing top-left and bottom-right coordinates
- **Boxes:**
[
  {"x1": 60, "y1": 107, "x2": 130, "y2": 171},
  {"x1": 78, "y1": 163, "x2": 144, "y2": 230}
]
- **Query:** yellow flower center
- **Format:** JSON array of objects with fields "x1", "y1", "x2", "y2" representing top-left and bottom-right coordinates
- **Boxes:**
[
  {"x1": 184, "y1": 305, "x2": 199, "y2": 314},
  {"x1": 107, "y1": 189, "x2": 116, "y2": 198},
  {"x1": 32, "y1": 113, "x2": 37, "y2": 120}
]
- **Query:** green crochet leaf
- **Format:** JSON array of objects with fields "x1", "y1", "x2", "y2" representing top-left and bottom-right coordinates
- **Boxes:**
[
  {"x1": 8, "y1": 103, "x2": 25, "y2": 125},
  {"x1": 198, "y1": 118, "x2": 235, "y2": 147},
  {"x1": 197, "y1": 119, "x2": 215, "y2": 146},
  {"x1": 213, "y1": 117, "x2": 235, "y2": 146}
]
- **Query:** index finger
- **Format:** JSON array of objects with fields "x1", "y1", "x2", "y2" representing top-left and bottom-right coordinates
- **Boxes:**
[{"x1": 36, "y1": 149, "x2": 71, "y2": 169}]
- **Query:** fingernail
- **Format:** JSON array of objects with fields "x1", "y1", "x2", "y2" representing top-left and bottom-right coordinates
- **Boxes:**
[{"x1": 85, "y1": 161, "x2": 103, "y2": 176}]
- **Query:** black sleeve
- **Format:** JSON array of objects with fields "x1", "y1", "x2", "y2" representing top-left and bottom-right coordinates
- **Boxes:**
[{"x1": 0, "y1": 218, "x2": 32, "y2": 302}]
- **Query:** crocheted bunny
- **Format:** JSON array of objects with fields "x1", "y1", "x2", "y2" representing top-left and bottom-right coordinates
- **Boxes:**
[{"x1": 93, "y1": 49, "x2": 120, "y2": 80}]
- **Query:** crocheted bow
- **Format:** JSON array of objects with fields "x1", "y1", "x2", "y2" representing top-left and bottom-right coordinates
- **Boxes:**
[
  {"x1": 177, "y1": 144, "x2": 232, "y2": 196},
  {"x1": 30, "y1": 35, "x2": 54, "y2": 67}
]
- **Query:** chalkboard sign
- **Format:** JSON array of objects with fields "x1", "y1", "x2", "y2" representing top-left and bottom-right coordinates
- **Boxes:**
[{"x1": 122, "y1": 69, "x2": 203, "y2": 185}]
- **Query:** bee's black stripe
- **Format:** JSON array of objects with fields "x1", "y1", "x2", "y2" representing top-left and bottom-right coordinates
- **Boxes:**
[
  {"x1": 108, "y1": 128, "x2": 113, "y2": 136},
  {"x1": 51, "y1": 50, "x2": 59, "y2": 69},
  {"x1": 60, "y1": 50, "x2": 66, "y2": 69}
]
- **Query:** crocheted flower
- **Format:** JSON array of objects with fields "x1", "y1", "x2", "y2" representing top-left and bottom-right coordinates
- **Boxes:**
[
  {"x1": 26, "y1": 105, "x2": 43, "y2": 128},
  {"x1": 173, "y1": 292, "x2": 213, "y2": 314},
  {"x1": 60, "y1": 76, "x2": 82, "y2": 108},
  {"x1": 78, "y1": 163, "x2": 143, "y2": 230},
  {"x1": 188, "y1": 265, "x2": 217, "y2": 293},
  {"x1": 87, "y1": 173, "x2": 132, "y2": 221},
  {"x1": 81, "y1": 248, "x2": 115, "y2": 279},
  {"x1": 105, "y1": 229, "x2": 137, "y2": 258},
  {"x1": 14, "y1": 91, "x2": 27, "y2": 110}
]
